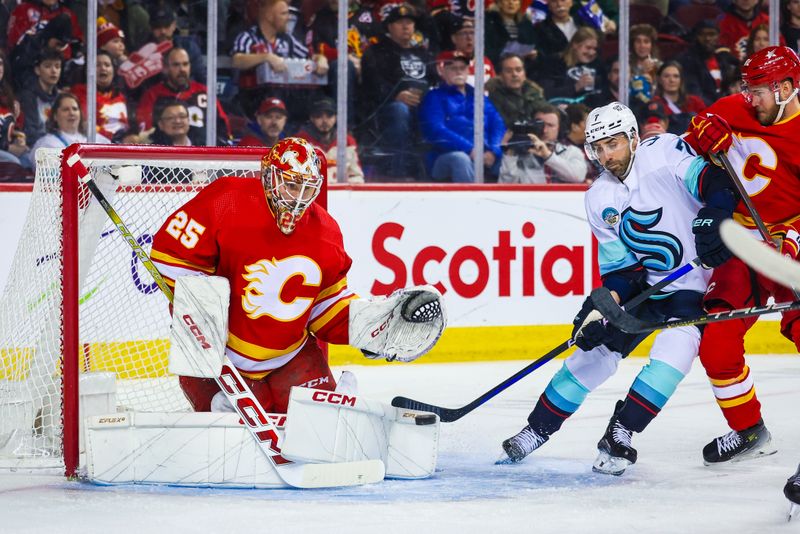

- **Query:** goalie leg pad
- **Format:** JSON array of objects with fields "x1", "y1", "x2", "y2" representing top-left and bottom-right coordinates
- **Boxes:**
[
  {"x1": 349, "y1": 285, "x2": 447, "y2": 362},
  {"x1": 281, "y1": 386, "x2": 439, "y2": 479},
  {"x1": 84, "y1": 411, "x2": 289, "y2": 488}
]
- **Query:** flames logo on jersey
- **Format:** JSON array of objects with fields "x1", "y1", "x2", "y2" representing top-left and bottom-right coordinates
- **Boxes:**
[{"x1": 241, "y1": 256, "x2": 322, "y2": 321}]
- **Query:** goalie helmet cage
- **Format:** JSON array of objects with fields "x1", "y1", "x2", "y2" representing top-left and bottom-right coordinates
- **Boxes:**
[{"x1": 0, "y1": 144, "x2": 328, "y2": 478}]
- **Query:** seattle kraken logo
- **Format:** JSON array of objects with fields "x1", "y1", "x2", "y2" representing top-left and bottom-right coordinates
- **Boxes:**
[{"x1": 620, "y1": 208, "x2": 683, "y2": 271}]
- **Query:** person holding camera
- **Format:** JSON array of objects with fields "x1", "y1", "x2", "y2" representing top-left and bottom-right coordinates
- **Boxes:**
[{"x1": 498, "y1": 104, "x2": 588, "y2": 184}]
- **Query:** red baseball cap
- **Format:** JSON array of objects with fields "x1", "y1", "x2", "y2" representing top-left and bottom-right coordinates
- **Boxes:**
[
  {"x1": 436, "y1": 50, "x2": 470, "y2": 64},
  {"x1": 257, "y1": 97, "x2": 288, "y2": 116}
]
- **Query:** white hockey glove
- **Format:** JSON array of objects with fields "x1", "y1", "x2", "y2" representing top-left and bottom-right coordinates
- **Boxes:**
[{"x1": 349, "y1": 285, "x2": 446, "y2": 362}]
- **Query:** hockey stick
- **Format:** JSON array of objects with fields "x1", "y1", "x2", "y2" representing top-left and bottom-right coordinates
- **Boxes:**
[
  {"x1": 592, "y1": 284, "x2": 800, "y2": 334},
  {"x1": 391, "y1": 258, "x2": 702, "y2": 422},
  {"x1": 721, "y1": 219, "x2": 800, "y2": 290},
  {"x1": 594, "y1": 225, "x2": 800, "y2": 333},
  {"x1": 63, "y1": 150, "x2": 384, "y2": 488},
  {"x1": 717, "y1": 152, "x2": 800, "y2": 299}
]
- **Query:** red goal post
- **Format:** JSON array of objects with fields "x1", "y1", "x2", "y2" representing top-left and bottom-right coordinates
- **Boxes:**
[{"x1": 0, "y1": 144, "x2": 331, "y2": 478}]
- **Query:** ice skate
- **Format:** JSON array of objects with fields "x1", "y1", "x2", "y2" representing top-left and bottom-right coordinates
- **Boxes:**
[
  {"x1": 702, "y1": 419, "x2": 776, "y2": 465},
  {"x1": 497, "y1": 425, "x2": 549, "y2": 464},
  {"x1": 785, "y1": 463, "x2": 800, "y2": 521},
  {"x1": 593, "y1": 408, "x2": 637, "y2": 476}
]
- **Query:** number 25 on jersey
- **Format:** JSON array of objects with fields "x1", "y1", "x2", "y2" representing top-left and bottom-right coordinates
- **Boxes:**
[{"x1": 166, "y1": 211, "x2": 206, "y2": 249}]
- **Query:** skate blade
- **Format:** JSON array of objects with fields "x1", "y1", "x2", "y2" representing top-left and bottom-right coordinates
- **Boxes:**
[
  {"x1": 592, "y1": 451, "x2": 631, "y2": 476},
  {"x1": 703, "y1": 435, "x2": 777, "y2": 467},
  {"x1": 788, "y1": 503, "x2": 800, "y2": 522}
]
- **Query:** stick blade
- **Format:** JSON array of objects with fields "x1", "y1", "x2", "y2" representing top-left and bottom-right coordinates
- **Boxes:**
[
  {"x1": 391, "y1": 396, "x2": 462, "y2": 422},
  {"x1": 721, "y1": 220, "x2": 800, "y2": 289},
  {"x1": 278, "y1": 460, "x2": 385, "y2": 488},
  {"x1": 590, "y1": 287, "x2": 651, "y2": 333}
]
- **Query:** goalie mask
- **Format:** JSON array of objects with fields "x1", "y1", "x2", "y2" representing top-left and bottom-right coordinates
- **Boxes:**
[
  {"x1": 742, "y1": 45, "x2": 800, "y2": 124},
  {"x1": 262, "y1": 137, "x2": 324, "y2": 235},
  {"x1": 584, "y1": 102, "x2": 639, "y2": 178}
]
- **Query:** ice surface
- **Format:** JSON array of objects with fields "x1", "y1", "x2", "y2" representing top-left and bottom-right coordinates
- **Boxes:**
[{"x1": 2, "y1": 355, "x2": 799, "y2": 533}]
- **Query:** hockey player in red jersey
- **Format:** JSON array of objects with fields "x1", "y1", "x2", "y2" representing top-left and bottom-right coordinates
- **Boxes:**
[
  {"x1": 684, "y1": 45, "x2": 800, "y2": 465},
  {"x1": 151, "y1": 137, "x2": 445, "y2": 414}
]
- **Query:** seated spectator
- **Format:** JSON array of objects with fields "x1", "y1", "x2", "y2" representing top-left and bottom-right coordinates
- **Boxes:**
[
  {"x1": 7, "y1": 0, "x2": 84, "y2": 60},
  {"x1": 677, "y1": 21, "x2": 740, "y2": 106},
  {"x1": 745, "y1": 23, "x2": 770, "y2": 60},
  {"x1": 143, "y1": 100, "x2": 192, "y2": 146},
  {"x1": 450, "y1": 18, "x2": 495, "y2": 86},
  {"x1": 783, "y1": 0, "x2": 800, "y2": 53},
  {"x1": 137, "y1": 47, "x2": 232, "y2": 146},
  {"x1": 360, "y1": 4, "x2": 435, "y2": 178},
  {"x1": 10, "y1": 12, "x2": 77, "y2": 91},
  {"x1": 0, "y1": 50, "x2": 21, "y2": 128},
  {"x1": 499, "y1": 104, "x2": 588, "y2": 184},
  {"x1": 70, "y1": 50, "x2": 131, "y2": 142},
  {"x1": 238, "y1": 96, "x2": 287, "y2": 147},
  {"x1": 484, "y1": 0, "x2": 535, "y2": 66},
  {"x1": 533, "y1": 27, "x2": 605, "y2": 101},
  {"x1": 0, "y1": 51, "x2": 29, "y2": 165},
  {"x1": 562, "y1": 103, "x2": 599, "y2": 180},
  {"x1": 486, "y1": 53, "x2": 546, "y2": 128},
  {"x1": 528, "y1": 0, "x2": 588, "y2": 58},
  {"x1": 145, "y1": 7, "x2": 205, "y2": 84},
  {"x1": 586, "y1": 56, "x2": 621, "y2": 108},
  {"x1": 630, "y1": 24, "x2": 662, "y2": 87},
  {"x1": 296, "y1": 97, "x2": 364, "y2": 184},
  {"x1": 419, "y1": 51, "x2": 505, "y2": 183},
  {"x1": 639, "y1": 100, "x2": 669, "y2": 140},
  {"x1": 98, "y1": 17, "x2": 128, "y2": 65},
  {"x1": 29, "y1": 92, "x2": 110, "y2": 168},
  {"x1": 19, "y1": 48, "x2": 63, "y2": 147},
  {"x1": 230, "y1": 0, "x2": 328, "y2": 120},
  {"x1": 307, "y1": 0, "x2": 358, "y2": 126},
  {"x1": 720, "y1": 0, "x2": 782, "y2": 62},
  {"x1": 650, "y1": 61, "x2": 706, "y2": 134}
]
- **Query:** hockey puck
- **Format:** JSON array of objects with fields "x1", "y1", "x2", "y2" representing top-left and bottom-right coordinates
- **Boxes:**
[{"x1": 414, "y1": 414, "x2": 437, "y2": 426}]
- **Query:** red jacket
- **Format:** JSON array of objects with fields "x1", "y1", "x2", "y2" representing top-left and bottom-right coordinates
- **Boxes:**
[{"x1": 7, "y1": 2, "x2": 83, "y2": 51}]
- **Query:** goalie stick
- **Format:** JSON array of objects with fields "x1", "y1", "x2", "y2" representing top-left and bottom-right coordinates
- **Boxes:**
[
  {"x1": 391, "y1": 258, "x2": 702, "y2": 422},
  {"x1": 63, "y1": 147, "x2": 384, "y2": 488}
]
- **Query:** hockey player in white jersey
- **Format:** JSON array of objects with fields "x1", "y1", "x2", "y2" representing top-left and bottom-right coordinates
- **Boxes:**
[{"x1": 499, "y1": 102, "x2": 739, "y2": 474}]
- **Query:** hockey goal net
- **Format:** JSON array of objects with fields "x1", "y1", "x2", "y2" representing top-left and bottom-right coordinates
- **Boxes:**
[{"x1": 0, "y1": 144, "x2": 283, "y2": 477}]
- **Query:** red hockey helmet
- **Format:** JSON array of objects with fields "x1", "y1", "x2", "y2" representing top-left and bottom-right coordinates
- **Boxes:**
[
  {"x1": 742, "y1": 46, "x2": 800, "y2": 97},
  {"x1": 261, "y1": 137, "x2": 324, "y2": 235}
]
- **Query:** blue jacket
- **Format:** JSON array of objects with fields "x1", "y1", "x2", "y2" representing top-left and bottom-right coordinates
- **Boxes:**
[{"x1": 419, "y1": 83, "x2": 506, "y2": 169}]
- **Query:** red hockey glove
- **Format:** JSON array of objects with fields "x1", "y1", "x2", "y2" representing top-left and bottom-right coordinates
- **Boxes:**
[
  {"x1": 771, "y1": 223, "x2": 800, "y2": 260},
  {"x1": 785, "y1": 318, "x2": 800, "y2": 353},
  {"x1": 686, "y1": 114, "x2": 733, "y2": 156}
]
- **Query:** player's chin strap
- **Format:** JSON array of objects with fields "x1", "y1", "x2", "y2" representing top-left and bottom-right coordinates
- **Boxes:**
[{"x1": 773, "y1": 85, "x2": 799, "y2": 123}]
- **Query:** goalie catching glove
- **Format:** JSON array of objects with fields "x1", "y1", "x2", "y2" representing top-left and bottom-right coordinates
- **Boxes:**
[{"x1": 349, "y1": 285, "x2": 446, "y2": 362}]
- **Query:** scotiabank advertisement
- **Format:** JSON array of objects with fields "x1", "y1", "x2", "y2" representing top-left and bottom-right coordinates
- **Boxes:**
[
  {"x1": 0, "y1": 187, "x2": 597, "y2": 329},
  {"x1": 328, "y1": 187, "x2": 598, "y2": 327}
]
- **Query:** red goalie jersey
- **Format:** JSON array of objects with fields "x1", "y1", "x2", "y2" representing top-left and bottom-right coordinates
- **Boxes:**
[
  {"x1": 151, "y1": 177, "x2": 355, "y2": 380},
  {"x1": 689, "y1": 93, "x2": 800, "y2": 229}
]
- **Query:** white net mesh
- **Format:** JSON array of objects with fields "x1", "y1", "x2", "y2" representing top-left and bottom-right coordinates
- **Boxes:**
[{"x1": 0, "y1": 146, "x2": 264, "y2": 469}]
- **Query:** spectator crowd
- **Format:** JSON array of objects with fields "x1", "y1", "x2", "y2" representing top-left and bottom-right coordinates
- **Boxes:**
[{"x1": 0, "y1": 0, "x2": 790, "y2": 183}]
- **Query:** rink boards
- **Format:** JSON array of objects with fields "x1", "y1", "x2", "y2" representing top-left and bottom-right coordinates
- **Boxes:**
[{"x1": 0, "y1": 184, "x2": 792, "y2": 376}]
